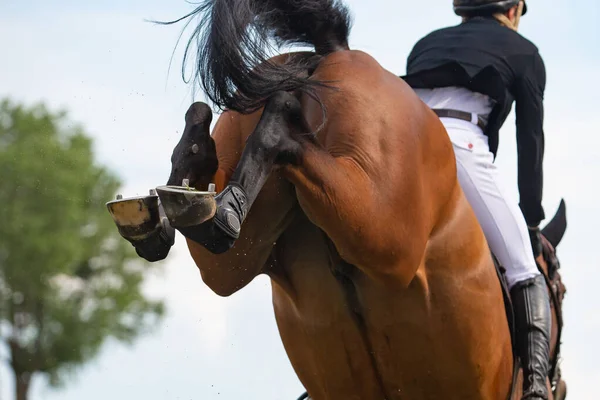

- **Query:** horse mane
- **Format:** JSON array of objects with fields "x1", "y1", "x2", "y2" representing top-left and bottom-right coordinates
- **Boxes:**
[{"x1": 154, "y1": 0, "x2": 353, "y2": 114}]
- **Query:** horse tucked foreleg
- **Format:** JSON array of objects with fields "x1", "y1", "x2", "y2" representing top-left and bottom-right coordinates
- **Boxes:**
[
  {"x1": 166, "y1": 101, "x2": 297, "y2": 297},
  {"x1": 177, "y1": 92, "x2": 304, "y2": 254}
]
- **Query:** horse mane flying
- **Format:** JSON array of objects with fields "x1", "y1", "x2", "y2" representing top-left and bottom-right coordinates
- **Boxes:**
[{"x1": 158, "y1": 0, "x2": 353, "y2": 114}]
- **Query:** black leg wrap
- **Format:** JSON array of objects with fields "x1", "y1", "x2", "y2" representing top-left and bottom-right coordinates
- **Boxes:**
[
  {"x1": 511, "y1": 274, "x2": 552, "y2": 400},
  {"x1": 177, "y1": 221, "x2": 237, "y2": 255},
  {"x1": 130, "y1": 219, "x2": 175, "y2": 262},
  {"x1": 213, "y1": 183, "x2": 249, "y2": 240},
  {"x1": 176, "y1": 183, "x2": 249, "y2": 255}
]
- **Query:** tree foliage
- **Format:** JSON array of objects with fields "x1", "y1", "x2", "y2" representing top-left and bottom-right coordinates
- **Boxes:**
[{"x1": 0, "y1": 98, "x2": 165, "y2": 397}]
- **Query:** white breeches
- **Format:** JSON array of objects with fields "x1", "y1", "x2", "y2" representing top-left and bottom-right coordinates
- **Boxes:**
[{"x1": 440, "y1": 117, "x2": 540, "y2": 289}]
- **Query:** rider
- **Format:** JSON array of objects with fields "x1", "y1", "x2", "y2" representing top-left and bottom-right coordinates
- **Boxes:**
[{"x1": 402, "y1": 1, "x2": 551, "y2": 399}]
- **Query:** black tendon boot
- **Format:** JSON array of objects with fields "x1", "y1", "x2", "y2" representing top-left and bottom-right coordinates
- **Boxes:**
[{"x1": 511, "y1": 274, "x2": 552, "y2": 400}]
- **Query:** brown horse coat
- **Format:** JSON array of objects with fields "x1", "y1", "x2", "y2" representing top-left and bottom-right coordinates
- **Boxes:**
[
  {"x1": 183, "y1": 50, "x2": 515, "y2": 399},
  {"x1": 151, "y1": 2, "x2": 566, "y2": 398}
]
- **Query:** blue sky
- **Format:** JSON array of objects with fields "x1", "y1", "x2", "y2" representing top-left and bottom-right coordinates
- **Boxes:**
[{"x1": 0, "y1": 0, "x2": 598, "y2": 399}]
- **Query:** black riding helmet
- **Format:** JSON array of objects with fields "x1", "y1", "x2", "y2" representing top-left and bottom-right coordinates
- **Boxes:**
[{"x1": 453, "y1": 0, "x2": 527, "y2": 17}]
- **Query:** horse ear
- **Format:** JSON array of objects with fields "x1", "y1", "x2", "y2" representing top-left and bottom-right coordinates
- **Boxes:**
[{"x1": 541, "y1": 199, "x2": 567, "y2": 248}]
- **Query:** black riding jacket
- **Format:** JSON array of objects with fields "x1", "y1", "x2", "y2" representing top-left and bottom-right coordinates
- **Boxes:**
[{"x1": 402, "y1": 16, "x2": 546, "y2": 227}]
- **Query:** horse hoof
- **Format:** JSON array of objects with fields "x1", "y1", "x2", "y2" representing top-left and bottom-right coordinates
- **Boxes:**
[
  {"x1": 155, "y1": 184, "x2": 217, "y2": 229},
  {"x1": 106, "y1": 190, "x2": 162, "y2": 241}
]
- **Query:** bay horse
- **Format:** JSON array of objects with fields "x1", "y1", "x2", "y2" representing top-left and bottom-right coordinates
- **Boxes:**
[{"x1": 136, "y1": 0, "x2": 568, "y2": 398}]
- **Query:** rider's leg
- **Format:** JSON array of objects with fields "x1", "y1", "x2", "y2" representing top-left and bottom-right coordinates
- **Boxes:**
[{"x1": 441, "y1": 118, "x2": 552, "y2": 400}]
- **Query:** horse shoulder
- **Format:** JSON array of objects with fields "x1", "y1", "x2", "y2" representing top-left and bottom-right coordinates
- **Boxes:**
[{"x1": 292, "y1": 52, "x2": 459, "y2": 286}]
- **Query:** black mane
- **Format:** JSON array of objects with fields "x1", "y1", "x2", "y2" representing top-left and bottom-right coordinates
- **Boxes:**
[{"x1": 156, "y1": 0, "x2": 353, "y2": 113}]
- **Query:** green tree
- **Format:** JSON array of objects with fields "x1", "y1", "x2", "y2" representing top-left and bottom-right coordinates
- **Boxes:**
[{"x1": 0, "y1": 98, "x2": 165, "y2": 400}]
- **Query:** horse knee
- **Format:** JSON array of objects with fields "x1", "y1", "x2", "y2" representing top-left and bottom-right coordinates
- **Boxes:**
[
  {"x1": 247, "y1": 91, "x2": 308, "y2": 165},
  {"x1": 265, "y1": 91, "x2": 300, "y2": 112},
  {"x1": 265, "y1": 91, "x2": 309, "y2": 130}
]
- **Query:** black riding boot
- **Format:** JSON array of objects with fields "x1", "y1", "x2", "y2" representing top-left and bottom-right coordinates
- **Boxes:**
[{"x1": 511, "y1": 274, "x2": 552, "y2": 400}]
